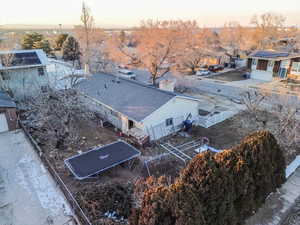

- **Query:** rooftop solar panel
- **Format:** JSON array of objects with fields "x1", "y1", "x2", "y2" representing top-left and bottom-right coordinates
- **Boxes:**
[
  {"x1": 0, "y1": 52, "x2": 41, "y2": 67},
  {"x1": 65, "y1": 141, "x2": 141, "y2": 180},
  {"x1": 252, "y1": 51, "x2": 289, "y2": 58}
]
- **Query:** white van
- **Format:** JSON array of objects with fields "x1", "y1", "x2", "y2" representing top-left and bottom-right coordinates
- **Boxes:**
[{"x1": 118, "y1": 69, "x2": 136, "y2": 80}]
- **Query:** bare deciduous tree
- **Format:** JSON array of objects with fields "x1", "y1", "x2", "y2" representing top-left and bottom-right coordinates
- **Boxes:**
[
  {"x1": 106, "y1": 30, "x2": 141, "y2": 67},
  {"x1": 250, "y1": 12, "x2": 286, "y2": 49},
  {"x1": 75, "y1": 2, "x2": 110, "y2": 73},
  {"x1": 176, "y1": 26, "x2": 219, "y2": 74},
  {"x1": 22, "y1": 89, "x2": 95, "y2": 150},
  {"x1": 107, "y1": 20, "x2": 203, "y2": 85},
  {"x1": 80, "y1": 1, "x2": 94, "y2": 65},
  {"x1": 135, "y1": 20, "x2": 183, "y2": 85},
  {"x1": 219, "y1": 21, "x2": 249, "y2": 54},
  {"x1": 241, "y1": 89, "x2": 300, "y2": 158}
]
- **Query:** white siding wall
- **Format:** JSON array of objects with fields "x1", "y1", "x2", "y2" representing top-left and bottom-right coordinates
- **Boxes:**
[
  {"x1": 0, "y1": 67, "x2": 49, "y2": 98},
  {"x1": 81, "y1": 96, "x2": 123, "y2": 130},
  {"x1": 141, "y1": 97, "x2": 199, "y2": 140},
  {"x1": 267, "y1": 61, "x2": 274, "y2": 72},
  {"x1": 250, "y1": 70, "x2": 273, "y2": 81},
  {"x1": 250, "y1": 59, "x2": 273, "y2": 81},
  {"x1": 251, "y1": 61, "x2": 257, "y2": 71}
]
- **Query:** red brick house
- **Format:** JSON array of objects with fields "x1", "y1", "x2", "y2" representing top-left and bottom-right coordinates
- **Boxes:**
[{"x1": 0, "y1": 91, "x2": 18, "y2": 132}]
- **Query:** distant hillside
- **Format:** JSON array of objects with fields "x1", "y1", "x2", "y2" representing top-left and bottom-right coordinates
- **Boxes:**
[
  {"x1": 0, "y1": 24, "x2": 134, "y2": 31},
  {"x1": 0, "y1": 24, "x2": 74, "y2": 30}
]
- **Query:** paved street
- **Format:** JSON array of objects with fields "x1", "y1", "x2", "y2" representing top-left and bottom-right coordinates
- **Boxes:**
[
  {"x1": 133, "y1": 69, "x2": 250, "y2": 100},
  {"x1": 0, "y1": 130, "x2": 75, "y2": 225},
  {"x1": 133, "y1": 69, "x2": 300, "y2": 107}
]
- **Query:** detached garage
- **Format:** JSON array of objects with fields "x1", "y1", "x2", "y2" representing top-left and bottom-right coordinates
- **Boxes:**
[{"x1": 0, "y1": 91, "x2": 17, "y2": 132}]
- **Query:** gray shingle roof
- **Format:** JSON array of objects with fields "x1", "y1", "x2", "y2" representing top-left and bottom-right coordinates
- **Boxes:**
[
  {"x1": 77, "y1": 73, "x2": 176, "y2": 122},
  {"x1": 0, "y1": 91, "x2": 16, "y2": 108}
]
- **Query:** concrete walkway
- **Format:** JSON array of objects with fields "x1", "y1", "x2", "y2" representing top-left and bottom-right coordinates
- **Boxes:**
[
  {"x1": 0, "y1": 130, "x2": 75, "y2": 225},
  {"x1": 246, "y1": 166, "x2": 300, "y2": 225}
]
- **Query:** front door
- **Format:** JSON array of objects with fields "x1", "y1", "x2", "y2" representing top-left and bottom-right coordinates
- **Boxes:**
[
  {"x1": 279, "y1": 68, "x2": 287, "y2": 79},
  {"x1": 128, "y1": 120, "x2": 134, "y2": 130}
]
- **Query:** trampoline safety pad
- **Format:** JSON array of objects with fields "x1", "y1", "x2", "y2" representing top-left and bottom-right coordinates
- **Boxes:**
[{"x1": 64, "y1": 141, "x2": 141, "y2": 180}]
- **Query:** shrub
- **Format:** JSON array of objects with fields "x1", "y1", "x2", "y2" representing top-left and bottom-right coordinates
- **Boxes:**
[
  {"x1": 77, "y1": 182, "x2": 133, "y2": 223},
  {"x1": 131, "y1": 131, "x2": 286, "y2": 225}
]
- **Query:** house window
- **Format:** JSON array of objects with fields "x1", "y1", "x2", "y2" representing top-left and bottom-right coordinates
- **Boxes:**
[
  {"x1": 38, "y1": 67, "x2": 45, "y2": 76},
  {"x1": 0, "y1": 71, "x2": 10, "y2": 80},
  {"x1": 198, "y1": 109, "x2": 210, "y2": 116},
  {"x1": 252, "y1": 59, "x2": 257, "y2": 66},
  {"x1": 165, "y1": 118, "x2": 173, "y2": 126},
  {"x1": 291, "y1": 62, "x2": 300, "y2": 73},
  {"x1": 256, "y1": 59, "x2": 268, "y2": 71},
  {"x1": 41, "y1": 85, "x2": 49, "y2": 92}
]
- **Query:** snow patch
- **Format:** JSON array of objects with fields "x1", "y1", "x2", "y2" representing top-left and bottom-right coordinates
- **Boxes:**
[
  {"x1": 286, "y1": 155, "x2": 300, "y2": 178},
  {"x1": 17, "y1": 152, "x2": 72, "y2": 216}
]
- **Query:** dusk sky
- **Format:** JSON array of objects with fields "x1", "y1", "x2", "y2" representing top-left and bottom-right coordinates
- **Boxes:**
[{"x1": 1, "y1": 0, "x2": 300, "y2": 28}]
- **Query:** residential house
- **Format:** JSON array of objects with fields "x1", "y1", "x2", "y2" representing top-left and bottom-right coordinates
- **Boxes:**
[
  {"x1": 0, "y1": 49, "x2": 50, "y2": 98},
  {"x1": 247, "y1": 50, "x2": 300, "y2": 81},
  {"x1": 0, "y1": 91, "x2": 17, "y2": 132},
  {"x1": 78, "y1": 73, "x2": 207, "y2": 141}
]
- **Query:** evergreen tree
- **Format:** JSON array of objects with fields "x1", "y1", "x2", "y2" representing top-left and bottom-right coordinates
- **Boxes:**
[
  {"x1": 21, "y1": 32, "x2": 53, "y2": 55},
  {"x1": 55, "y1": 33, "x2": 69, "y2": 50},
  {"x1": 33, "y1": 39, "x2": 52, "y2": 55},
  {"x1": 62, "y1": 36, "x2": 82, "y2": 62},
  {"x1": 21, "y1": 32, "x2": 44, "y2": 49},
  {"x1": 131, "y1": 131, "x2": 286, "y2": 225}
]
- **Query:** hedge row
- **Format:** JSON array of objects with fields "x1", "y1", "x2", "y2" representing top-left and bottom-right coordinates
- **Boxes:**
[{"x1": 130, "y1": 131, "x2": 286, "y2": 225}]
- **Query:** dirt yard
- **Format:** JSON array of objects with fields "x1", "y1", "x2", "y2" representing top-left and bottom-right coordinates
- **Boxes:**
[
  {"x1": 189, "y1": 112, "x2": 299, "y2": 164},
  {"x1": 26, "y1": 120, "x2": 140, "y2": 224},
  {"x1": 24, "y1": 109, "x2": 299, "y2": 224},
  {"x1": 207, "y1": 68, "x2": 247, "y2": 82}
]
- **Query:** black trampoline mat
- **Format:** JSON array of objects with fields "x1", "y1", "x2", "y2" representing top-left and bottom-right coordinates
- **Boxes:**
[{"x1": 65, "y1": 141, "x2": 140, "y2": 179}]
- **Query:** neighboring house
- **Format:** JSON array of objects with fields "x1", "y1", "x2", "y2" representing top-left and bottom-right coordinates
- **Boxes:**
[
  {"x1": 272, "y1": 37, "x2": 298, "y2": 53},
  {"x1": 46, "y1": 59, "x2": 87, "y2": 90},
  {"x1": 247, "y1": 50, "x2": 300, "y2": 81},
  {"x1": 0, "y1": 49, "x2": 50, "y2": 98},
  {"x1": 0, "y1": 91, "x2": 17, "y2": 132},
  {"x1": 78, "y1": 73, "x2": 204, "y2": 141}
]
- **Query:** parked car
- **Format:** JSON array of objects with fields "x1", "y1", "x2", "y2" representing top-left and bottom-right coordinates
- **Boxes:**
[
  {"x1": 208, "y1": 65, "x2": 224, "y2": 72},
  {"x1": 196, "y1": 69, "x2": 210, "y2": 76},
  {"x1": 118, "y1": 64, "x2": 129, "y2": 69},
  {"x1": 118, "y1": 69, "x2": 136, "y2": 80}
]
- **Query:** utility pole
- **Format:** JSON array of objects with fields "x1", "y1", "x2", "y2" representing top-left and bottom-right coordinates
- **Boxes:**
[{"x1": 59, "y1": 24, "x2": 62, "y2": 33}]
